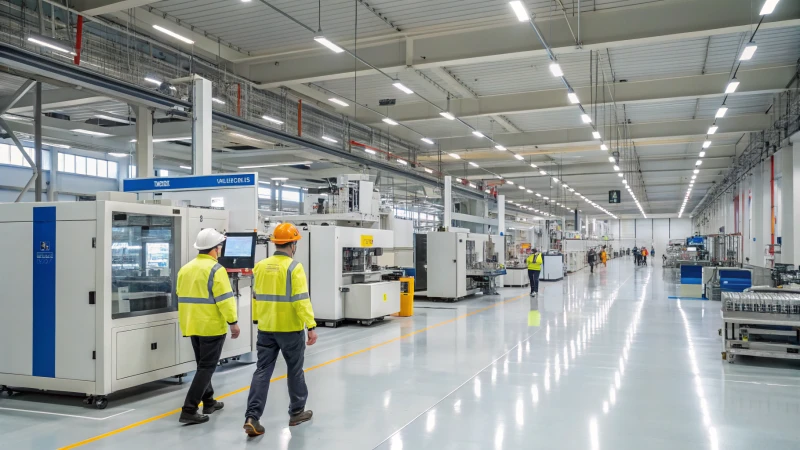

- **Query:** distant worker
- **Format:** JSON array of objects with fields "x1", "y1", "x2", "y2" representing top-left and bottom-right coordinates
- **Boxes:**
[
  {"x1": 651, "y1": 246, "x2": 656, "y2": 258},
  {"x1": 176, "y1": 228, "x2": 240, "y2": 425},
  {"x1": 244, "y1": 223, "x2": 317, "y2": 437},
  {"x1": 633, "y1": 247, "x2": 640, "y2": 266},
  {"x1": 526, "y1": 249, "x2": 543, "y2": 297},
  {"x1": 600, "y1": 246, "x2": 608, "y2": 267},
  {"x1": 642, "y1": 247, "x2": 649, "y2": 266},
  {"x1": 587, "y1": 248, "x2": 597, "y2": 273}
]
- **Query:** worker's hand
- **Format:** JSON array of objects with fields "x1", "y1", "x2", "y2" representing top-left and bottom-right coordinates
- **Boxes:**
[
  {"x1": 230, "y1": 323, "x2": 241, "y2": 339},
  {"x1": 307, "y1": 329, "x2": 318, "y2": 346}
]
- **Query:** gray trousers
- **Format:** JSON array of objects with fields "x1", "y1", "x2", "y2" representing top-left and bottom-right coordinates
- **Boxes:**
[{"x1": 245, "y1": 330, "x2": 308, "y2": 420}]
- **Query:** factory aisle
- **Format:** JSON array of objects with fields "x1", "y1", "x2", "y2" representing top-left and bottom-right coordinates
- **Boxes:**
[{"x1": 2, "y1": 257, "x2": 800, "y2": 449}]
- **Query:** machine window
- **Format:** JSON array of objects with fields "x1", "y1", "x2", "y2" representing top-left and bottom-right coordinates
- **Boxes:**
[{"x1": 111, "y1": 213, "x2": 177, "y2": 319}]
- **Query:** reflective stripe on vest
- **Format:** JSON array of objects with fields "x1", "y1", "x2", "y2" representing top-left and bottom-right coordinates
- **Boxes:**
[
  {"x1": 179, "y1": 263, "x2": 226, "y2": 304},
  {"x1": 254, "y1": 260, "x2": 303, "y2": 303}
]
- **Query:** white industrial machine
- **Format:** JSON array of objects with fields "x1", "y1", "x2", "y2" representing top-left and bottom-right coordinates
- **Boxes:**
[
  {"x1": 421, "y1": 231, "x2": 503, "y2": 300},
  {"x1": 300, "y1": 174, "x2": 380, "y2": 224},
  {"x1": 541, "y1": 251, "x2": 565, "y2": 281},
  {"x1": 0, "y1": 198, "x2": 253, "y2": 408}
]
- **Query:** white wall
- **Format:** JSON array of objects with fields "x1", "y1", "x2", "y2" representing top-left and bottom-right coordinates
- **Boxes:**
[
  {"x1": 608, "y1": 218, "x2": 692, "y2": 253},
  {"x1": 0, "y1": 164, "x2": 118, "y2": 203}
]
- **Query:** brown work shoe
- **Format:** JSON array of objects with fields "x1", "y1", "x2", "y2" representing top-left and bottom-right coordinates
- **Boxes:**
[
  {"x1": 289, "y1": 410, "x2": 313, "y2": 426},
  {"x1": 243, "y1": 418, "x2": 265, "y2": 437}
]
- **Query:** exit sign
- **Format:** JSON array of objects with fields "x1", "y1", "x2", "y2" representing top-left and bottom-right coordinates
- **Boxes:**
[{"x1": 609, "y1": 190, "x2": 621, "y2": 204}]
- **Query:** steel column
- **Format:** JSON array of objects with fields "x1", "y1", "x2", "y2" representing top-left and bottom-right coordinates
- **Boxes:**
[
  {"x1": 134, "y1": 106, "x2": 153, "y2": 178},
  {"x1": 34, "y1": 82, "x2": 43, "y2": 201},
  {"x1": 444, "y1": 175, "x2": 452, "y2": 230},
  {"x1": 192, "y1": 76, "x2": 213, "y2": 175},
  {"x1": 48, "y1": 145, "x2": 58, "y2": 201}
]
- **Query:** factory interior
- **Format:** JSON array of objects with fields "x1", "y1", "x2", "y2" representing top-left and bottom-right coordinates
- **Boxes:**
[{"x1": 0, "y1": 0, "x2": 799, "y2": 448}]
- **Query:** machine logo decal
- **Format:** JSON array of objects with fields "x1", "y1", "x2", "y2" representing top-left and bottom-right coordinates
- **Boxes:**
[
  {"x1": 36, "y1": 240, "x2": 54, "y2": 264},
  {"x1": 360, "y1": 235, "x2": 374, "y2": 247}
]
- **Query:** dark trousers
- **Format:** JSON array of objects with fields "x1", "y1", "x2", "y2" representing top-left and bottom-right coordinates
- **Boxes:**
[
  {"x1": 528, "y1": 269, "x2": 541, "y2": 293},
  {"x1": 246, "y1": 330, "x2": 308, "y2": 420},
  {"x1": 590, "y1": 262, "x2": 595, "y2": 273},
  {"x1": 183, "y1": 334, "x2": 226, "y2": 414}
]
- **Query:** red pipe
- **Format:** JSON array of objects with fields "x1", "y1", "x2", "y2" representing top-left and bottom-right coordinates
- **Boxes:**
[
  {"x1": 297, "y1": 99, "x2": 302, "y2": 137},
  {"x1": 770, "y1": 155, "x2": 775, "y2": 253},
  {"x1": 237, "y1": 84, "x2": 241, "y2": 117},
  {"x1": 73, "y1": 15, "x2": 84, "y2": 65}
]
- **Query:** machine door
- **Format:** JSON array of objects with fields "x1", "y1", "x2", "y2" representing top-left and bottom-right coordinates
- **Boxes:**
[{"x1": 56, "y1": 221, "x2": 97, "y2": 381}]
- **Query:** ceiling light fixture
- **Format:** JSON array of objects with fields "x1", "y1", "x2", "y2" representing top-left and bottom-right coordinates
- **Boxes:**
[
  {"x1": 549, "y1": 63, "x2": 564, "y2": 77},
  {"x1": 212, "y1": 97, "x2": 226, "y2": 105},
  {"x1": 94, "y1": 114, "x2": 131, "y2": 124},
  {"x1": 519, "y1": 186, "x2": 525, "y2": 190},
  {"x1": 740, "y1": 42, "x2": 757, "y2": 60},
  {"x1": 382, "y1": 118, "x2": 399, "y2": 126},
  {"x1": 421, "y1": 137, "x2": 435, "y2": 145},
  {"x1": 530, "y1": 163, "x2": 537, "y2": 168},
  {"x1": 393, "y1": 82, "x2": 414, "y2": 94},
  {"x1": 495, "y1": 145, "x2": 507, "y2": 151},
  {"x1": 153, "y1": 25, "x2": 194, "y2": 44},
  {"x1": 28, "y1": 33, "x2": 75, "y2": 55},
  {"x1": 613, "y1": 165, "x2": 620, "y2": 171},
  {"x1": 364, "y1": 148, "x2": 377, "y2": 155},
  {"x1": 72, "y1": 129, "x2": 112, "y2": 137},
  {"x1": 760, "y1": 0, "x2": 780, "y2": 15},
  {"x1": 469, "y1": 161, "x2": 479, "y2": 167},
  {"x1": 469, "y1": 183, "x2": 477, "y2": 188},
  {"x1": 608, "y1": 156, "x2": 615, "y2": 163},
  {"x1": 699, "y1": 151, "x2": 706, "y2": 157},
  {"x1": 708, "y1": 126, "x2": 718, "y2": 134},
  {"x1": 725, "y1": 79, "x2": 740, "y2": 94},
  {"x1": 440, "y1": 111, "x2": 456, "y2": 120},
  {"x1": 600, "y1": 144, "x2": 608, "y2": 151},
  {"x1": 238, "y1": 161, "x2": 312, "y2": 169},
  {"x1": 108, "y1": 152, "x2": 127, "y2": 157},
  {"x1": 592, "y1": 131, "x2": 601, "y2": 140},
  {"x1": 509, "y1": 1, "x2": 529, "y2": 21},
  {"x1": 314, "y1": 35, "x2": 345, "y2": 53},
  {"x1": 180, "y1": 165, "x2": 192, "y2": 170},
  {"x1": 703, "y1": 140, "x2": 712, "y2": 148},
  {"x1": 449, "y1": 153, "x2": 461, "y2": 159},
  {"x1": 539, "y1": 170, "x2": 547, "y2": 175},
  {"x1": 397, "y1": 159, "x2": 408, "y2": 165},
  {"x1": 567, "y1": 91, "x2": 580, "y2": 104},
  {"x1": 322, "y1": 136, "x2": 337, "y2": 143},
  {"x1": 144, "y1": 77, "x2": 161, "y2": 85},
  {"x1": 581, "y1": 114, "x2": 592, "y2": 124},
  {"x1": 261, "y1": 115, "x2": 284, "y2": 125},
  {"x1": 472, "y1": 130, "x2": 485, "y2": 138},
  {"x1": 514, "y1": 154, "x2": 524, "y2": 160},
  {"x1": 696, "y1": 160, "x2": 703, "y2": 166},
  {"x1": 507, "y1": 180, "x2": 514, "y2": 185},
  {"x1": 329, "y1": 98, "x2": 349, "y2": 107},
  {"x1": 715, "y1": 107, "x2": 728, "y2": 118},
  {"x1": 43, "y1": 142, "x2": 70, "y2": 149}
]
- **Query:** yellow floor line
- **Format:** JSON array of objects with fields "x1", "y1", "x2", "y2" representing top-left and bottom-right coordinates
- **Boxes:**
[{"x1": 59, "y1": 294, "x2": 526, "y2": 449}]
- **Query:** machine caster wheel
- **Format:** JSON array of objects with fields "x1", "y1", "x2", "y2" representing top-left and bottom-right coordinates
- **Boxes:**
[
  {"x1": 726, "y1": 354, "x2": 735, "y2": 364},
  {"x1": 375, "y1": 317, "x2": 385, "y2": 322},
  {"x1": 95, "y1": 397, "x2": 108, "y2": 410}
]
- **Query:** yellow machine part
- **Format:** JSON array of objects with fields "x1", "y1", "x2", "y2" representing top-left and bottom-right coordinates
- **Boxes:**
[{"x1": 398, "y1": 277, "x2": 415, "y2": 317}]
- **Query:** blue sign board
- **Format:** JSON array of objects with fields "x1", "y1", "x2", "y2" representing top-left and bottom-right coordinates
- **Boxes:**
[{"x1": 123, "y1": 174, "x2": 256, "y2": 192}]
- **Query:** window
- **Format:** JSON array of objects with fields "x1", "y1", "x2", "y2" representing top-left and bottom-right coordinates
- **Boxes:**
[
  {"x1": 41, "y1": 150, "x2": 50, "y2": 171},
  {"x1": 64, "y1": 154, "x2": 75, "y2": 173},
  {"x1": 158, "y1": 169, "x2": 169, "y2": 177},
  {"x1": 108, "y1": 161, "x2": 118, "y2": 179},
  {"x1": 258, "y1": 187, "x2": 271, "y2": 199},
  {"x1": 22, "y1": 148, "x2": 33, "y2": 167},
  {"x1": 128, "y1": 165, "x2": 136, "y2": 179},
  {"x1": 58, "y1": 153, "x2": 64, "y2": 171},
  {"x1": 86, "y1": 157, "x2": 97, "y2": 176},
  {"x1": 281, "y1": 189, "x2": 300, "y2": 203},
  {"x1": 0, "y1": 144, "x2": 10, "y2": 164},
  {"x1": 97, "y1": 159, "x2": 108, "y2": 178},
  {"x1": 75, "y1": 156, "x2": 86, "y2": 175}
]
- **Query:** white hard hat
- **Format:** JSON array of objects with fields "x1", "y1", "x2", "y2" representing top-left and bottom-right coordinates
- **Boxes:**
[{"x1": 194, "y1": 228, "x2": 226, "y2": 250}]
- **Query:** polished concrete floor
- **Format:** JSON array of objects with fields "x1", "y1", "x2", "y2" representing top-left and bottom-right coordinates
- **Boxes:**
[{"x1": 3, "y1": 258, "x2": 800, "y2": 449}]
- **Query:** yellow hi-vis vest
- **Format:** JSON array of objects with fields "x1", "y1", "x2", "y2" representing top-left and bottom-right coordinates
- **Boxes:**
[
  {"x1": 176, "y1": 254, "x2": 238, "y2": 337},
  {"x1": 252, "y1": 253, "x2": 317, "y2": 332},
  {"x1": 527, "y1": 253, "x2": 543, "y2": 271}
]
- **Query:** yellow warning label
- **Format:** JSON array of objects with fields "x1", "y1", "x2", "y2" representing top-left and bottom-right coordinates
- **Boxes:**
[
  {"x1": 383, "y1": 293, "x2": 387, "y2": 302},
  {"x1": 360, "y1": 235, "x2": 374, "y2": 247}
]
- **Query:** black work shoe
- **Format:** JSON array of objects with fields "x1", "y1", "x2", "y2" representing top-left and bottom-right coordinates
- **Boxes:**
[
  {"x1": 289, "y1": 410, "x2": 313, "y2": 426},
  {"x1": 179, "y1": 412, "x2": 209, "y2": 425},
  {"x1": 202, "y1": 401, "x2": 224, "y2": 414},
  {"x1": 243, "y1": 418, "x2": 265, "y2": 437}
]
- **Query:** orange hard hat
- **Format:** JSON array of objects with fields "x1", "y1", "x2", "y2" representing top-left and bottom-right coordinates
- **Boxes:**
[{"x1": 271, "y1": 223, "x2": 302, "y2": 244}]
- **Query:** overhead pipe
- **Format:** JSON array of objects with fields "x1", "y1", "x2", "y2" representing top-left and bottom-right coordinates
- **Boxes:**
[
  {"x1": 73, "y1": 15, "x2": 83, "y2": 66},
  {"x1": 297, "y1": 98, "x2": 302, "y2": 136},
  {"x1": 237, "y1": 83, "x2": 241, "y2": 117}
]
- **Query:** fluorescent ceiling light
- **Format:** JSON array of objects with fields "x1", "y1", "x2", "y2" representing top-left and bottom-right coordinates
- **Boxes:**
[
  {"x1": 469, "y1": 183, "x2": 477, "y2": 188},
  {"x1": 421, "y1": 138, "x2": 435, "y2": 145},
  {"x1": 154, "y1": 136, "x2": 192, "y2": 143},
  {"x1": 725, "y1": 79, "x2": 740, "y2": 94},
  {"x1": 329, "y1": 98, "x2": 349, "y2": 107},
  {"x1": 600, "y1": 144, "x2": 608, "y2": 151},
  {"x1": 212, "y1": 97, "x2": 225, "y2": 105},
  {"x1": 592, "y1": 131, "x2": 601, "y2": 139},
  {"x1": 569, "y1": 188, "x2": 575, "y2": 192},
  {"x1": 322, "y1": 135, "x2": 337, "y2": 143},
  {"x1": 271, "y1": 177, "x2": 289, "y2": 181},
  {"x1": 180, "y1": 165, "x2": 192, "y2": 170},
  {"x1": 543, "y1": 196, "x2": 549, "y2": 200},
  {"x1": 760, "y1": 0, "x2": 780, "y2": 15},
  {"x1": 514, "y1": 154, "x2": 524, "y2": 160},
  {"x1": 613, "y1": 165, "x2": 620, "y2": 171},
  {"x1": 314, "y1": 35, "x2": 345, "y2": 53},
  {"x1": 484, "y1": 189, "x2": 490, "y2": 193},
  {"x1": 144, "y1": 77, "x2": 161, "y2": 85},
  {"x1": 694, "y1": 169, "x2": 700, "y2": 174},
  {"x1": 703, "y1": 140, "x2": 712, "y2": 148},
  {"x1": 364, "y1": 148, "x2": 377, "y2": 155},
  {"x1": 581, "y1": 114, "x2": 592, "y2": 124},
  {"x1": 27, "y1": 34, "x2": 75, "y2": 55},
  {"x1": 393, "y1": 82, "x2": 414, "y2": 94},
  {"x1": 262, "y1": 115, "x2": 284, "y2": 124},
  {"x1": 509, "y1": 1, "x2": 529, "y2": 21},
  {"x1": 617, "y1": 173, "x2": 623, "y2": 177},
  {"x1": 449, "y1": 153, "x2": 461, "y2": 159},
  {"x1": 740, "y1": 42, "x2": 757, "y2": 60},
  {"x1": 72, "y1": 129, "x2": 112, "y2": 137},
  {"x1": 549, "y1": 63, "x2": 564, "y2": 77},
  {"x1": 552, "y1": 177, "x2": 559, "y2": 182},
  {"x1": 495, "y1": 145, "x2": 507, "y2": 151},
  {"x1": 567, "y1": 92, "x2": 580, "y2": 104},
  {"x1": 539, "y1": 170, "x2": 547, "y2": 175},
  {"x1": 608, "y1": 156, "x2": 615, "y2": 163},
  {"x1": 238, "y1": 161, "x2": 312, "y2": 169},
  {"x1": 382, "y1": 118, "x2": 399, "y2": 126},
  {"x1": 456, "y1": 178, "x2": 463, "y2": 182},
  {"x1": 397, "y1": 159, "x2": 408, "y2": 165},
  {"x1": 95, "y1": 114, "x2": 131, "y2": 124},
  {"x1": 440, "y1": 111, "x2": 456, "y2": 120},
  {"x1": 692, "y1": 175, "x2": 697, "y2": 180},
  {"x1": 43, "y1": 142, "x2": 70, "y2": 149},
  {"x1": 153, "y1": 25, "x2": 194, "y2": 44},
  {"x1": 715, "y1": 107, "x2": 728, "y2": 118},
  {"x1": 696, "y1": 160, "x2": 703, "y2": 166},
  {"x1": 519, "y1": 186, "x2": 525, "y2": 190},
  {"x1": 472, "y1": 130, "x2": 485, "y2": 138},
  {"x1": 469, "y1": 161, "x2": 479, "y2": 167},
  {"x1": 507, "y1": 180, "x2": 514, "y2": 185},
  {"x1": 528, "y1": 190, "x2": 534, "y2": 194},
  {"x1": 708, "y1": 126, "x2": 718, "y2": 135},
  {"x1": 108, "y1": 152, "x2": 127, "y2": 157}
]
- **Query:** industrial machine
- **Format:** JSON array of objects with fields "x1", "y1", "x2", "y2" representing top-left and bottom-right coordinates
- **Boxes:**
[
  {"x1": 772, "y1": 264, "x2": 800, "y2": 288},
  {"x1": 722, "y1": 290, "x2": 800, "y2": 364},
  {"x1": 0, "y1": 198, "x2": 254, "y2": 408},
  {"x1": 299, "y1": 174, "x2": 380, "y2": 224},
  {"x1": 503, "y1": 236, "x2": 530, "y2": 288},
  {"x1": 541, "y1": 250, "x2": 564, "y2": 281}
]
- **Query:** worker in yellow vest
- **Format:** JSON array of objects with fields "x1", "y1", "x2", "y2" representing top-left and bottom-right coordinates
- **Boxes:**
[
  {"x1": 526, "y1": 249, "x2": 543, "y2": 297},
  {"x1": 244, "y1": 223, "x2": 317, "y2": 437},
  {"x1": 176, "y1": 228, "x2": 240, "y2": 425}
]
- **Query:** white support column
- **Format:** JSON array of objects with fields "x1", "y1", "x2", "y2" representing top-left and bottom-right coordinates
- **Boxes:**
[
  {"x1": 781, "y1": 147, "x2": 794, "y2": 264},
  {"x1": 134, "y1": 106, "x2": 153, "y2": 178},
  {"x1": 192, "y1": 76, "x2": 213, "y2": 176},
  {"x1": 498, "y1": 195, "x2": 506, "y2": 235},
  {"x1": 47, "y1": 146, "x2": 58, "y2": 201},
  {"x1": 793, "y1": 135, "x2": 800, "y2": 265},
  {"x1": 750, "y1": 164, "x2": 764, "y2": 266},
  {"x1": 444, "y1": 176, "x2": 452, "y2": 231}
]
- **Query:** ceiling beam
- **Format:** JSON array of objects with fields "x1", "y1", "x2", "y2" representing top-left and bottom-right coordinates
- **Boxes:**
[
  {"x1": 366, "y1": 66, "x2": 796, "y2": 125},
  {"x1": 3, "y1": 88, "x2": 109, "y2": 114},
  {"x1": 72, "y1": 0, "x2": 159, "y2": 16},
  {"x1": 249, "y1": 0, "x2": 800, "y2": 87},
  {"x1": 433, "y1": 114, "x2": 770, "y2": 151}
]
